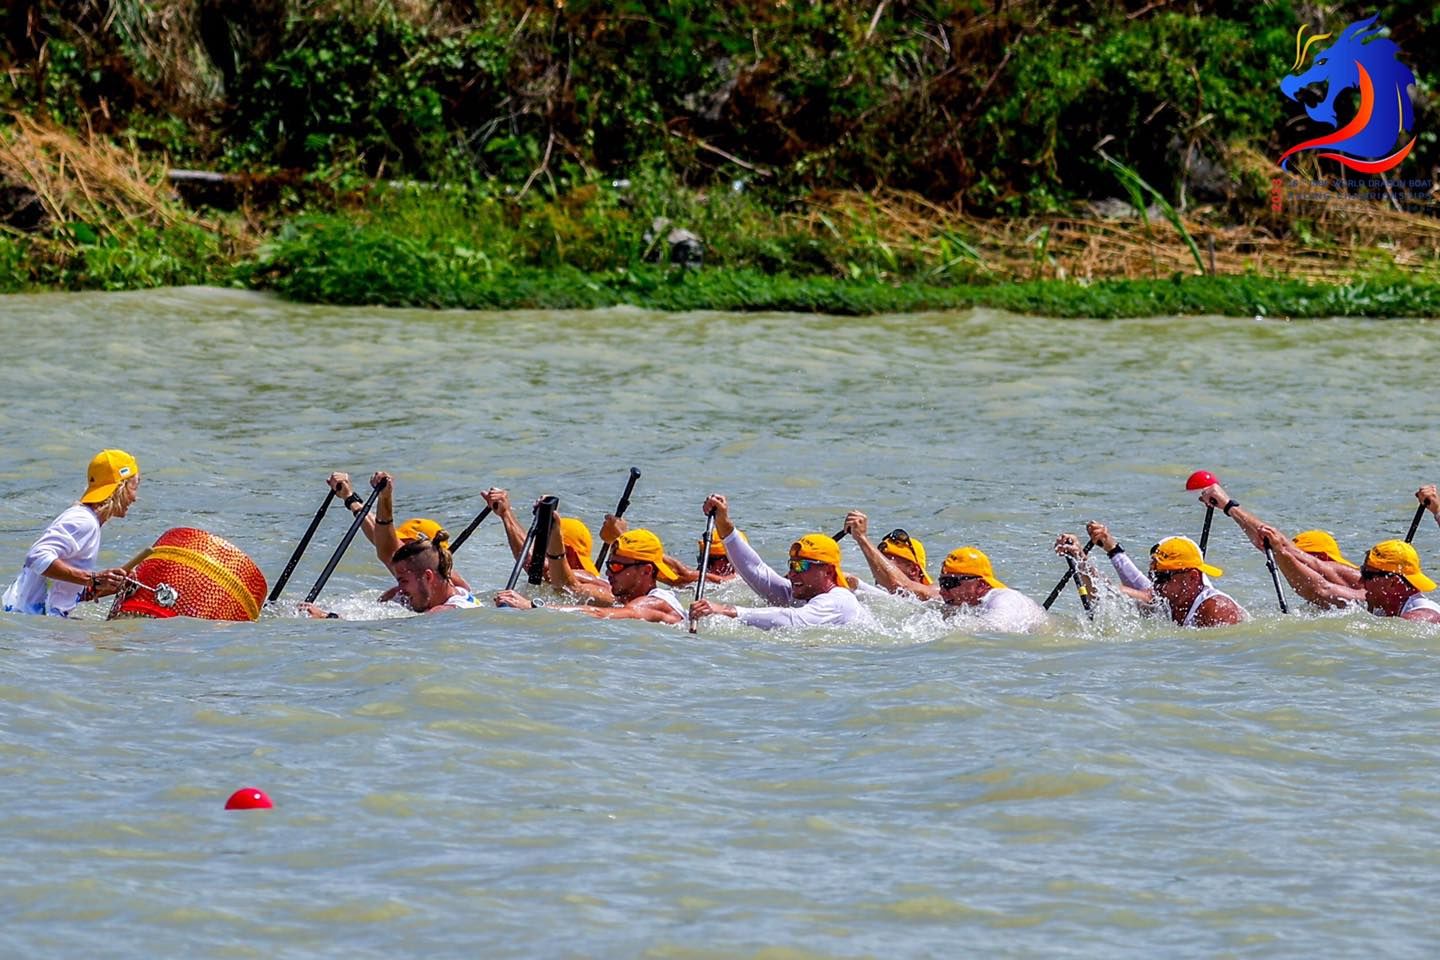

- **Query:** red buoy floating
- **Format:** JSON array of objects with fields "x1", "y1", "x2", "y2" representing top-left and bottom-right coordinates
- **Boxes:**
[
  {"x1": 1184, "y1": 470, "x2": 1219, "y2": 491},
  {"x1": 224, "y1": 787, "x2": 273, "y2": 810}
]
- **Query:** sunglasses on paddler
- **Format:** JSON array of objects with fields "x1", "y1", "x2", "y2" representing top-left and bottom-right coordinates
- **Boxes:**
[
  {"x1": 788, "y1": 558, "x2": 823, "y2": 574},
  {"x1": 881, "y1": 529, "x2": 911, "y2": 548},
  {"x1": 1360, "y1": 567, "x2": 1400, "y2": 582},
  {"x1": 938, "y1": 574, "x2": 981, "y2": 590},
  {"x1": 606, "y1": 559, "x2": 649, "y2": 574}
]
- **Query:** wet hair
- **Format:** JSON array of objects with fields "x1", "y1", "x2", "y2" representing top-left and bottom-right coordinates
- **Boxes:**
[{"x1": 391, "y1": 529, "x2": 453, "y2": 581}]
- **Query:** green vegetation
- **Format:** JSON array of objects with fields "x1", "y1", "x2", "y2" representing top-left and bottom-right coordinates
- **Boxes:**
[
  {"x1": 248, "y1": 245, "x2": 1440, "y2": 320},
  {"x1": 221, "y1": 183, "x2": 1436, "y2": 316},
  {"x1": 1, "y1": 1, "x2": 1437, "y2": 314}
]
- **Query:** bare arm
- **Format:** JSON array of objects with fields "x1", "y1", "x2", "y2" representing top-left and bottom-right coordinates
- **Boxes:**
[
  {"x1": 369, "y1": 472, "x2": 400, "y2": 568},
  {"x1": 845, "y1": 510, "x2": 938, "y2": 600},
  {"x1": 1197, "y1": 483, "x2": 1272, "y2": 553},
  {"x1": 329, "y1": 472, "x2": 380, "y2": 552},
  {"x1": 43, "y1": 557, "x2": 127, "y2": 598},
  {"x1": 484, "y1": 488, "x2": 527, "y2": 560},
  {"x1": 1287, "y1": 546, "x2": 1363, "y2": 589},
  {"x1": 1055, "y1": 533, "x2": 1104, "y2": 605},
  {"x1": 543, "y1": 513, "x2": 614, "y2": 605},
  {"x1": 572, "y1": 596, "x2": 683, "y2": 624},
  {"x1": 1259, "y1": 524, "x2": 1363, "y2": 608},
  {"x1": 1420, "y1": 485, "x2": 1440, "y2": 532},
  {"x1": 663, "y1": 554, "x2": 700, "y2": 586},
  {"x1": 1402, "y1": 606, "x2": 1440, "y2": 624}
]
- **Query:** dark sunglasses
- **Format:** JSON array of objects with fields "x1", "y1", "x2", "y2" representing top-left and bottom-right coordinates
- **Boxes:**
[
  {"x1": 788, "y1": 559, "x2": 821, "y2": 574},
  {"x1": 881, "y1": 528, "x2": 911, "y2": 547},
  {"x1": 1360, "y1": 568, "x2": 1399, "y2": 582},
  {"x1": 938, "y1": 574, "x2": 981, "y2": 590}
]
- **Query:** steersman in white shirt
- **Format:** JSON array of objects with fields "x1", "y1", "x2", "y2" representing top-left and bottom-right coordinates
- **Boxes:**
[
  {"x1": 4, "y1": 449, "x2": 141, "y2": 617},
  {"x1": 688, "y1": 494, "x2": 872, "y2": 630}
]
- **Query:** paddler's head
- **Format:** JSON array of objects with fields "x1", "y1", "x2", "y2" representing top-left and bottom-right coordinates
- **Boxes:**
[
  {"x1": 1360, "y1": 540, "x2": 1435, "y2": 614},
  {"x1": 395, "y1": 518, "x2": 444, "y2": 545},
  {"x1": 559, "y1": 517, "x2": 601, "y2": 576},
  {"x1": 1148, "y1": 536, "x2": 1222, "y2": 606},
  {"x1": 938, "y1": 546, "x2": 1003, "y2": 606},
  {"x1": 698, "y1": 529, "x2": 746, "y2": 575},
  {"x1": 786, "y1": 534, "x2": 846, "y2": 600},
  {"x1": 1291, "y1": 530, "x2": 1357, "y2": 568},
  {"x1": 606, "y1": 529, "x2": 675, "y2": 602},
  {"x1": 82, "y1": 449, "x2": 140, "y2": 520},
  {"x1": 391, "y1": 531, "x2": 456, "y2": 612},
  {"x1": 879, "y1": 528, "x2": 932, "y2": 585}
]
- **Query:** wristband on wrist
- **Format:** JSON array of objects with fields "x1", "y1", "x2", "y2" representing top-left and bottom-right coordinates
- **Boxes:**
[
  {"x1": 546, "y1": 552, "x2": 564, "y2": 560},
  {"x1": 1106, "y1": 543, "x2": 1125, "y2": 558},
  {"x1": 1223, "y1": 499, "x2": 1239, "y2": 516},
  {"x1": 531, "y1": 597, "x2": 546, "y2": 607},
  {"x1": 343, "y1": 493, "x2": 363, "y2": 509},
  {"x1": 325, "y1": 612, "x2": 339, "y2": 619},
  {"x1": 375, "y1": 518, "x2": 393, "y2": 525}
]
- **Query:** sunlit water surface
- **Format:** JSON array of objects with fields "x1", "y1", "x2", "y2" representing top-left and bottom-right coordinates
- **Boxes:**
[{"x1": 1, "y1": 288, "x2": 1437, "y2": 958}]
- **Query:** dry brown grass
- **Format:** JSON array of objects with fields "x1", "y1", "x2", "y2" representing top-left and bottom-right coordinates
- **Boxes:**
[
  {"x1": 0, "y1": 114, "x2": 260, "y2": 251},
  {"x1": 800, "y1": 146, "x2": 1440, "y2": 283}
]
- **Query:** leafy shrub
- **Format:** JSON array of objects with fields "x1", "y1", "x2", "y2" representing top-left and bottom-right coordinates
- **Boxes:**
[{"x1": 979, "y1": 11, "x2": 1294, "y2": 211}]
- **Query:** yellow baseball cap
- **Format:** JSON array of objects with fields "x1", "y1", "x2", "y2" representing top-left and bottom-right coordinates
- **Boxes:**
[
  {"x1": 1150, "y1": 536, "x2": 1223, "y2": 578},
  {"x1": 81, "y1": 449, "x2": 139, "y2": 504},
  {"x1": 1292, "y1": 530, "x2": 1358, "y2": 568},
  {"x1": 1364, "y1": 540, "x2": 1436, "y2": 591},
  {"x1": 880, "y1": 531, "x2": 932, "y2": 585},
  {"x1": 941, "y1": 546, "x2": 1006, "y2": 589},
  {"x1": 560, "y1": 517, "x2": 601, "y2": 576},
  {"x1": 611, "y1": 529, "x2": 677, "y2": 582},
  {"x1": 789, "y1": 534, "x2": 849, "y2": 587},
  {"x1": 700, "y1": 529, "x2": 748, "y2": 556},
  {"x1": 395, "y1": 517, "x2": 443, "y2": 543}
]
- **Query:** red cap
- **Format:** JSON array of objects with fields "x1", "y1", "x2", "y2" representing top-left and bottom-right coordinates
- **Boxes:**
[
  {"x1": 224, "y1": 787, "x2": 273, "y2": 810},
  {"x1": 1184, "y1": 470, "x2": 1219, "y2": 491}
]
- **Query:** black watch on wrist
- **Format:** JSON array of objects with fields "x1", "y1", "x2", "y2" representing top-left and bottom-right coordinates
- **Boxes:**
[
  {"x1": 344, "y1": 493, "x2": 363, "y2": 510},
  {"x1": 1106, "y1": 543, "x2": 1125, "y2": 558},
  {"x1": 1222, "y1": 499, "x2": 1239, "y2": 516}
]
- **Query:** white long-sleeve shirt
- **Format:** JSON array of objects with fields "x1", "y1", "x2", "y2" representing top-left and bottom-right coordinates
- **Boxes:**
[
  {"x1": 722, "y1": 530, "x2": 872, "y2": 630},
  {"x1": 3, "y1": 505, "x2": 102, "y2": 617},
  {"x1": 1110, "y1": 549, "x2": 1152, "y2": 591}
]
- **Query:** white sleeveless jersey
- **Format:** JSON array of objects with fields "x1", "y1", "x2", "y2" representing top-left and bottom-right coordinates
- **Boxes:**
[
  {"x1": 1182, "y1": 585, "x2": 1241, "y2": 627},
  {"x1": 1400, "y1": 593, "x2": 1440, "y2": 617}
]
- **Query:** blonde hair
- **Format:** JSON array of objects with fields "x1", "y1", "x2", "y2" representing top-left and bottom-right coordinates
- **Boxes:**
[{"x1": 92, "y1": 476, "x2": 138, "y2": 522}]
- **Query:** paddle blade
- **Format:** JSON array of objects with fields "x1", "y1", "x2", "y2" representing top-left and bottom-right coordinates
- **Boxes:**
[{"x1": 1185, "y1": 470, "x2": 1219, "y2": 491}]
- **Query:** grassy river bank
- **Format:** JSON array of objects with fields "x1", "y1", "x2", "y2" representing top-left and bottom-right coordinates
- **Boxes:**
[
  {"x1": 2, "y1": 145, "x2": 1437, "y2": 318},
  {"x1": 2, "y1": 2, "x2": 1438, "y2": 316}
]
